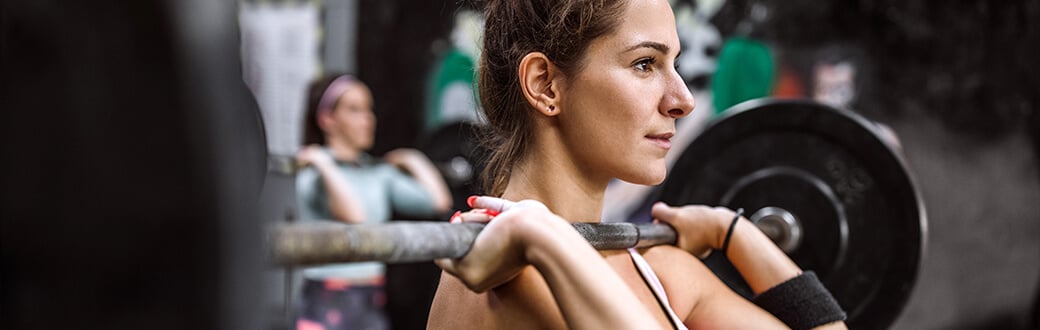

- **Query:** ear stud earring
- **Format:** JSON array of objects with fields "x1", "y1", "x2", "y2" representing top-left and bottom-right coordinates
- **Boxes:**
[{"x1": 548, "y1": 105, "x2": 556, "y2": 112}]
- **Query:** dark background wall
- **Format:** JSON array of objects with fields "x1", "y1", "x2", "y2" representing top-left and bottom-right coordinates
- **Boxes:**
[
  {"x1": 356, "y1": 0, "x2": 469, "y2": 155},
  {"x1": 357, "y1": 0, "x2": 1039, "y2": 158},
  {"x1": 713, "y1": 0, "x2": 1039, "y2": 140}
]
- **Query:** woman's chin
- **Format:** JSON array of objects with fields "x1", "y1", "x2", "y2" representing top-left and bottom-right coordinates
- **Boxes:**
[{"x1": 619, "y1": 168, "x2": 667, "y2": 186}]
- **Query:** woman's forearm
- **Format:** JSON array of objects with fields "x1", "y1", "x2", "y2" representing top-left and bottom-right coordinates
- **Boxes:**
[
  {"x1": 401, "y1": 160, "x2": 452, "y2": 212},
  {"x1": 312, "y1": 162, "x2": 366, "y2": 223},
  {"x1": 726, "y1": 219, "x2": 848, "y2": 330},
  {"x1": 724, "y1": 218, "x2": 802, "y2": 294},
  {"x1": 387, "y1": 150, "x2": 452, "y2": 212}
]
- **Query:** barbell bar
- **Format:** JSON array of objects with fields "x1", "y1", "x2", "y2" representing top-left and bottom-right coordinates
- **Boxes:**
[
  {"x1": 268, "y1": 206, "x2": 804, "y2": 267},
  {"x1": 268, "y1": 221, "x2": 674, "y2": 266}
]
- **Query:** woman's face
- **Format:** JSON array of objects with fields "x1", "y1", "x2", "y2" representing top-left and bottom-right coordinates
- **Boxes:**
[
  {"x1": 327, "y1": 82, "x2": 376, "y2": 150},
  {"x1": 555, "y1": 0, "x2": 695, "y2": 185}
]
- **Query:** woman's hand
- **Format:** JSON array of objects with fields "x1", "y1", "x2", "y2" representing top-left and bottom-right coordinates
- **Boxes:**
[
  {"x1": 296, "y1": 144, "x2": 335, "y2": 169},
  {"x1": 383, "y1": 148, "x2": 426, "y2": 168},
  {"x1": 435, "y1": 196, "x2": 564, "y2": 292},
  {"x1": 650, "y1": 202, "x2": 736, "y2": 258},
  {"x1": 434, "y1": 197, "x2": 666, "y2": 329},
  {"x1": 296, "y1": 144, "x2": 367, "y2": 223},
  {"x1": 383, "y1": 148, "x2": 453, "y2": 212},
  {"x1": 655, "y1": 202, "x2": 805, "y2": 296}
]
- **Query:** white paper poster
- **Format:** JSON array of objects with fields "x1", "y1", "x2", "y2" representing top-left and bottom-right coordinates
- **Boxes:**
[{"x1": 239, "y1": 3, "x2": 320, "y2": 156}]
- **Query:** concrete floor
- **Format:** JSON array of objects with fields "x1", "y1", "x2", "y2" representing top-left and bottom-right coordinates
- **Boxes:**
[{"x1": 887, "y1": 111, "x2": 1040, "y2": 329}]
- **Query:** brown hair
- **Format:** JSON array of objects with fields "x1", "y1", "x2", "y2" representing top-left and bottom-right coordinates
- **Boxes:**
[
  {"x1": 302, "y1": 73, "x2": 366, "y2": 146},
  {"x1": 479, "y1": 0, "x2": 628, "y2": 195}
]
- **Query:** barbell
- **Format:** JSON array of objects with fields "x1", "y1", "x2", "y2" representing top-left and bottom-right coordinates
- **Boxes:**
[
  {"x1": 268, "y1": 209, "x2": 809, "y2": 266},
  {"x1": 269, "y1": 99, "x2": 926, "y2": 329},
  {"x1": 269, "y1": 221, "x2": 678, "y2": 265}
]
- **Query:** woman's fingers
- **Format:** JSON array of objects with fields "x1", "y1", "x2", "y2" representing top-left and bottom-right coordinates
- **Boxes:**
[
  {"x1": 650, "y1": 202, "x2": 678, "y2": 222},
  {"x1": 435, "y1": 258, "x2": 486, "y2": 291},
  {"x1": 434, "y1": 258, "x2": 461, "y2": 278},
  {"x1": 296, "y1": 144, "x2": 331, "y2": 167},
  {"x1": 295, "y1": 147, "x2": 314, "y2": 165},
  {"x1": 469, "y1": 195, "x2": 514, "y2": 213},
  {"x1": 650, "y1": 202, "x2": 735, "y2": 257},
  {"x1": 450, "y1": 209, "x2": 495, "y2": 224},
  {"x1": 434, "y1": 258, "x2": 453, "y2": 273},
  {"x1": 470, "y1": 196, "x2": 549, "y2": 216}
]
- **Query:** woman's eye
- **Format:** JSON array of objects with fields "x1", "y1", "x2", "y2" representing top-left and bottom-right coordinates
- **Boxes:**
[{"x1": 635, "y1": 58, "x2": 655, "y2": 72}]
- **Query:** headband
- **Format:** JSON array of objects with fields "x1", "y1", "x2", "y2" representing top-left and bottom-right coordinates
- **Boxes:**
[{"x1": 316, "y1": 75, "x2": 356, "y2": 116}]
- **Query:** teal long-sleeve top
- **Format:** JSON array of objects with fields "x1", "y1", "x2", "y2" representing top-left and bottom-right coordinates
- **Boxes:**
[{"x1": 296, "y1": 151, "x2": 438, "y2": 280}]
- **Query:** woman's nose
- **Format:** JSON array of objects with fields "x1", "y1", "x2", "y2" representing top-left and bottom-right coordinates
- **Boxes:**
[{"x1": 660, "y1": 71, "x2": 695, "y2": 118}]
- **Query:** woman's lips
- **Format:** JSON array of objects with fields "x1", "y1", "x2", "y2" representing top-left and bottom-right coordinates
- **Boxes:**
[{"x1": 646, "y1": 132, "x2": 674, "y2": 150}]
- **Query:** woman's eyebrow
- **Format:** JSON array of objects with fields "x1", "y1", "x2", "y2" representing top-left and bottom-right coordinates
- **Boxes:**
[
  {"x1": 623, "y1": 41, "x2": 683, "y2": 61},
  {"x1": 623, "y1": 41, "x2": 671, "y2": 54}
]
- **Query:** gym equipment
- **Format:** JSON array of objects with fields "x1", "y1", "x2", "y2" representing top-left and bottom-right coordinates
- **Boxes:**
[
  {"x1": 269, "y1": 99, "x2": 925, "y2": 329},
  {"x1": 660, "y1": 98, "x2": 925, "y2": 329},
  {"x1": 269, "y1": 221, "x2": 677, "y2": 265},
  {"x1": 419, "y1": 121, "x2": 486, "y2": 211}
]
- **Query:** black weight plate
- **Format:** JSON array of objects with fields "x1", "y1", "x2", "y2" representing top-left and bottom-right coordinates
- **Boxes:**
[
  {"x1": 419, "y1": 121, "x2": 486, "y2": 212},
  {"x1": 660, "y1": 99, "x2": 926, "y2": 329}
]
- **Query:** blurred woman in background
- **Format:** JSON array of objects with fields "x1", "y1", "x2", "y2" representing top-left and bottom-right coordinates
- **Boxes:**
[{"x1": 296, "y1": 74, "x2": 452, "y2": 330}]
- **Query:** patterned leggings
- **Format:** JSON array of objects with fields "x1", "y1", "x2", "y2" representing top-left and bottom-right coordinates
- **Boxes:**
[{"x1": 296, "y1": 278, "x2": 389, "y2": 330}]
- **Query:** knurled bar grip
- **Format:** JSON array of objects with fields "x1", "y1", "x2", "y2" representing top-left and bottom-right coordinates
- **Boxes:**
[{"x1": 269, "y1": 221, "x2": 678, "y2": 266}]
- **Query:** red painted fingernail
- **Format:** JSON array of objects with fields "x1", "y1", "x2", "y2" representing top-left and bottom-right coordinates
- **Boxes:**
[
  {"x1": 472, "y1": 208, "x2": 500, "y2": 219},
  {"x1": 467, "y1": 196, "x2": 478, "y2": 208},
  {"x1": 450, "y1": 211, "x2": 461, "y2": 223}
]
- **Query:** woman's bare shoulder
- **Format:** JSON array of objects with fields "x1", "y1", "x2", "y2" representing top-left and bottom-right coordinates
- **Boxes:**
[
  {"x1": 428, "y1": 272, "x2": 488, "y2": 329},
  {"x1": 639, "y1": 244, "x2": 702, "y2": 269},
  {"x1": 428, "y1": 268, "x2": 566, "y2": 330},
  {"x1": 639, "y1": 245, "x2": 724, "y2": 317}
]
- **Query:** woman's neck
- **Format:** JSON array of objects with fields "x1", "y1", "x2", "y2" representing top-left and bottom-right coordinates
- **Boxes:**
[
  {"x1": 326, "y1": 139, "x2": 362, "y2": 162},
  {"x1": 501, "y1": 142, "x2": 610, "y2": 223}
]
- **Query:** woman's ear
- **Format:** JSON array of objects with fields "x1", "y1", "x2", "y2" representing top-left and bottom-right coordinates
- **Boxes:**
[
  {"x1": 519, "y1": 52, "x2": 561, "y2": 117},
  {"x1": 316, "y1": 110, "x2": 336, "y2": 134}
]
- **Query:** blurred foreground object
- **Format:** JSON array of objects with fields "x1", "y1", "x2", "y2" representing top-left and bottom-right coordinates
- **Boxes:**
[{"x1": 2, "y1": 1, "x2": 267, "y2": 329}]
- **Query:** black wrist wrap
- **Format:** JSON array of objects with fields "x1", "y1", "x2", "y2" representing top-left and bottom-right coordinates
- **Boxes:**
[{"x1": 752, "y1": 271, "x2": 846, "y2": 330}]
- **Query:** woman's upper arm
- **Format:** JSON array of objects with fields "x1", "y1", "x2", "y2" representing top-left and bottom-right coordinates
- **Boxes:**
[
  {"x1": 383, "y1": 166, "x2": 437, "y2": 215},
  {"x1": 645, "y1": 246, "x2": 787, "y2": 329},
  {"x1": 685, "y1": 283, "x2": 787, "y2": 329}
]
